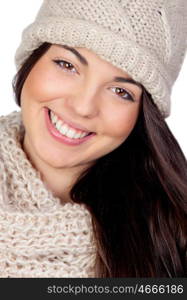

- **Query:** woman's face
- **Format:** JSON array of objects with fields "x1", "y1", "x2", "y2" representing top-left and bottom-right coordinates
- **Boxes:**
[{"x1": 21, "y1": 44, "x2": 142, "y2": 171}]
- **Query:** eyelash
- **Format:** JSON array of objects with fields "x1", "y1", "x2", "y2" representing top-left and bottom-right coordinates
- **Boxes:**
[
  {"x1": 53, "y1": 59, "x2": 135, "y2": 102},
  {"x1": 53, "y1": 59, "x2": 77, "y2": 73}
]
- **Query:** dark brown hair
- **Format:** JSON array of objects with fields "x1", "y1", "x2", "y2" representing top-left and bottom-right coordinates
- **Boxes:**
[{"x1": 13, "y1": 43, "x2": 187, "y2": 277}]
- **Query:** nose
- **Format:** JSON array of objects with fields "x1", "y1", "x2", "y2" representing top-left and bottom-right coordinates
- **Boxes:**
[{"x1": 65, "y1": 83, "x2": 100, "y2": 118}]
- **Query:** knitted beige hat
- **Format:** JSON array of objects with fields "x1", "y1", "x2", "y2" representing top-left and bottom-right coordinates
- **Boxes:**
[{"x1": 15, "y1": 0, "x2": 187, "y2": 117}]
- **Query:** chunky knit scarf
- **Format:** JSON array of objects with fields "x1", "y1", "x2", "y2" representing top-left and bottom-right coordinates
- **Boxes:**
[{"x1": 0, "y1": 111, "x2": 96, "y2": 277}]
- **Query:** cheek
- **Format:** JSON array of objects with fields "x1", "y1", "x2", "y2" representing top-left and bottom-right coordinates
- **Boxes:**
[
  {"x1": 103, "y1": 104, "x2": 140, "y2": 139},
  {"x1": 21, "y1": 65, "x2": 64, "y2": 104}
]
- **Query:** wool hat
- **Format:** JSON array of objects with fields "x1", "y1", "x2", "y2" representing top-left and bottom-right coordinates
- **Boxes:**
[{"x1": 15, "y1": 0, "x2": 187, "y2": 118}]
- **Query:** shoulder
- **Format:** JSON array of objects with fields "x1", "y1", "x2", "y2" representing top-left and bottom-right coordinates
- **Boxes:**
[
  {"x1": 0, "y1": 110, "x2": 24, "y2": 143},
  {"x1": 0, "y1": 110, "x2": 22, "y2": 129},
  {"x1": 0, "y1": 110, "x2": 23, "y2": 206},
  {"x1": 0, "y1": 110, "x2": 23, "y2": 163}
]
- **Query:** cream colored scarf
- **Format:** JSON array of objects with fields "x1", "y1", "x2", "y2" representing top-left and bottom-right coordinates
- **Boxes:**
[{"x1": 0, "y1": 111, "x2": 96, "y2": 277}]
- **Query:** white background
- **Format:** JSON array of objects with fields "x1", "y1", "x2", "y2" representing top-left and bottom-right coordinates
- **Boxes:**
[{"x1": 0, "y1": 1, "x2": 186, "y2": 157}]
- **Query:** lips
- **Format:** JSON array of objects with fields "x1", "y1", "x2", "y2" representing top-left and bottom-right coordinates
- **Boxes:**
[
  {"x1": 45, "y1": 108, "x2": 96, "y2": 146},
  {"x1": 48, "y1": 109, "x2": 92, "y2": 138},
  {"x1": 48, "y1": 108, "x2": 92, "y2": 134}
]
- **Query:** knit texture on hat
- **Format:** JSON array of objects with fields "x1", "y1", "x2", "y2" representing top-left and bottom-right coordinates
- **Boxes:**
[
  {"x1": 15, "y1": 0, "x2": 187, "y2": 117},
  {"x1": 0, "y1": 111, "x2": 96, "y2": 277}
]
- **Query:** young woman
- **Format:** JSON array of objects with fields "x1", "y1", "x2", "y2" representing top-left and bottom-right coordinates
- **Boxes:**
[{"x1": 0, "y1": 0, "x2": 186, "y2": 277}]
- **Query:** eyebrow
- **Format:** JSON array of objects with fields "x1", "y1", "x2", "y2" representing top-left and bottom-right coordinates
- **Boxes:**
[
  {"x1": 62, "y1": 45, "x2": 88, "y2": 66},
  {"x1": 61, "y1": 45, "x2": 142, "y2": 89}
]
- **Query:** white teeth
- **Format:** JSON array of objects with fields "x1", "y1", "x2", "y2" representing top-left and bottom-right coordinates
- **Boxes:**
[
  {"x1": 74, "y1": 132, "x2": 82, "y2": 139},
  {"x1": 49, "y1": 109, "x2": 90, "y2": 139},
  {"x1": 50, "y1": 110, "x2": 58, "y2": 124},
  {"x1": 60, "y1": 124, "x2": 69, "y2": 135},
  {"x1": 66, "y1": 129, "x2": 76, "y2": 138},
  {"x1": 80, "y1": 132, "x2": 88, "y2": 138},
  {"x1": 56, "y1": 120, "x2": 63, "y2": 130}
]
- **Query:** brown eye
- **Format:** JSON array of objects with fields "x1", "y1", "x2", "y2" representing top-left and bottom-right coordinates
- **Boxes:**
[
  {"x1": 111, "y1": 87, "x2": 134, "y2": 102},
  {"x1": 53, "y1": 59, "x2": 77, "y2": 73}
]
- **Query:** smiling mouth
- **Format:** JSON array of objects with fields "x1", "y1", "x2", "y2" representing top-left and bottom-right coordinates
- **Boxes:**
[{"x1": 48, "y1": 109, "x2": 93, "y2": 139}]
